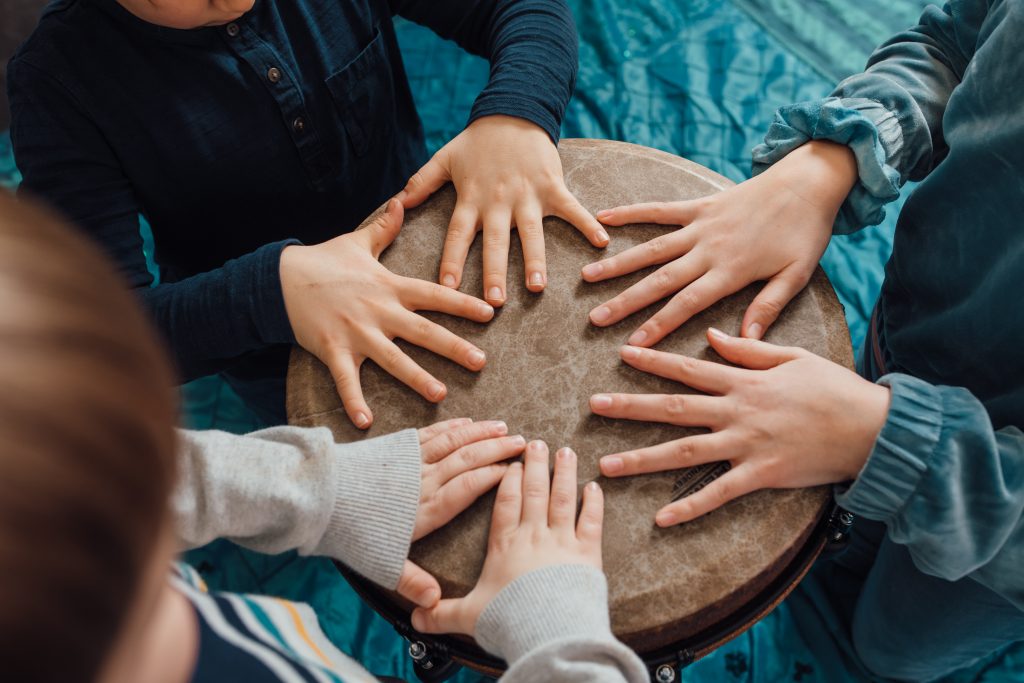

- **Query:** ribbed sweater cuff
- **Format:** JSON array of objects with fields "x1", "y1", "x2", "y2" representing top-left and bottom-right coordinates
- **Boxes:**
[
  {"x1": 476, "y1": 564, "x2": 612, "y2": 664},
  {"x1": 837, "y1": 373, "x2": 942, "y2": 523},
  {"x1": 316, "y1": 428, "x2": 422, "y2": 589}
]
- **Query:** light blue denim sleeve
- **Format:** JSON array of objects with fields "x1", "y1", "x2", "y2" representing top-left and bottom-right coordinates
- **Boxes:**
[
  {"x1": 837, "y1": 373, "x2": 1024, "y2": 611},
  {"x1": 752, "y1": 0, "x2": 988, "y2": 233}
]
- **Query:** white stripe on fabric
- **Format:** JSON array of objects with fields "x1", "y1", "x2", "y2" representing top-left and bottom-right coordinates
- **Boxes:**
[{"x1": 290, "y1": 601, "x2": 378, "y2": 683}]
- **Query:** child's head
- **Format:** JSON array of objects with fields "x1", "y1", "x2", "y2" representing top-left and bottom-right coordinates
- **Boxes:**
[
  {"x1": 0, "y1": 190, "x2": 179, "y2": 682},
  {"x1": 115, "y1": 0, "x2": 256, "y2": 29}
]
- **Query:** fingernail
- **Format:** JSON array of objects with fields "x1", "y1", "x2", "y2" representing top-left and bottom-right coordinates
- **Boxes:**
[
  {"x1": 442, "y1": 273, "x2": 456, "y2": 288},
  {"x1": 620, "y1": 345, "x2": 640, "y2": 361},
  {"x1": 586, "y1": 481, "x2": 601, "y2": 492},
  {"x1": 590, "y1": 306, "x2": 612, "y2": 324},
  {"x1": 528, "y1": 439, "x2": 545, "y2": 451},
  {"x1": 419, "y1": 587, "x2": 440, "y2": 608},
  {"x1": 427, "y1": 382, "x2": 445, "y2": 400},
  {"x1": 628, "y1": 329, "x2": 648, "y2": 345},
  {"x1": 557, "y1": 447, "x2": 575, "y2": 460},
  {"x1": 590, "y1": 394, "x2": 612, "y2": 410},
  {"x1": 492, "y1": 420, "x2": 508, "y2": 435},
  {"x1": 510, "y1": 434, "x2": 526, "y2": 446},
  {"x1": 582, "y1": 262, "x2": 604, "y2": 279},
  {"x1": 469, "y1": 349, "x2": 486, "y2": 367},
  {"x1": 596, "y1": 209, "x2": 613, "y2": 220},
  {"x1": 595, "y1": 228, "x2": 610, "y2": 244},
  {"x1": 478, "y1": 302, "x2": 495, "y2": 319},
  {"x1": 708, "y1": 326, "x2": 730, "y2": 341},
  {"x1": 746, "y1": 323, "x2": 763, "y2": 339},
  {"x1": 656, "y1": 510, "x2": 678, "y2": 527},
  {"x1": 487, "y1": 286, "x2": 504, "y2": 303},
  {"x1": 529, "y1": 271, "x2": 545, "y2": 287},
  {"x1": 354, "y1": 412, "x2": 370, "y2": 428},
  {"x1": 602, "y1": 456, "x2": 624, "y2": 474}
]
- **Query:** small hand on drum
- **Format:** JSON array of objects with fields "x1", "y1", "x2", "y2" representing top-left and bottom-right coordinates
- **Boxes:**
[
  {"x1": 397, "y1": 418, "x2": 529, "y2": 608},
  {"x1": 410, "y1": 440, "x2": 604, "y2": 636},
  {"x1": 397, "y1": 115, "x2": 610, "y2": 307},
  {"x1": 590, "y1": 329, "x2": 889, "y2": 526},
  {"x1": 582, "y1": 141, "x2": 857, "y2": 344},
  {"x1": 280, "y1": 200, "x2": 496, "y2": 429}
]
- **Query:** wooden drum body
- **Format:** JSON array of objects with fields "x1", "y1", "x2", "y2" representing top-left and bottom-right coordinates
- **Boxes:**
[{"x1": 287, "y1": 139, "x2": 853, "y2": 680}]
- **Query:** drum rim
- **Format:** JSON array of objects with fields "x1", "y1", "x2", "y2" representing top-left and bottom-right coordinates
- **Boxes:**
[{"x1": 333, "y1": 504, "x2": 831, "y2": 677}]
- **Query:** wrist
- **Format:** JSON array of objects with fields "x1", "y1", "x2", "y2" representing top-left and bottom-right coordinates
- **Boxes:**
[
  {"x1": 847, "y1": 379, "x2": 892, "y2": 480},
  {"x1": 774, "y1": 141, "x2": 859, "y2": 215}
]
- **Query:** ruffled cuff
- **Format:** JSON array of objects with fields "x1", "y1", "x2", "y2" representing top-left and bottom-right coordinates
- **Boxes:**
[
  {"x1": 752, "y1": 97, "x2": 903, "y2": 234},
  {"x1": 315, "y1": 428, "x2": 422, "y2": 590},
  {"x1": 837, "y1": 373, "x2": 942, "y2": 523},
  {"x1": 475, "y1": 564, "x2": 612, "y2": 664}
]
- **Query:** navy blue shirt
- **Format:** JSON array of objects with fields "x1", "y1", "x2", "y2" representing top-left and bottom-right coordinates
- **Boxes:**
[{"x1": 7, "y1": 0, "x2": 577, "y2": 385}]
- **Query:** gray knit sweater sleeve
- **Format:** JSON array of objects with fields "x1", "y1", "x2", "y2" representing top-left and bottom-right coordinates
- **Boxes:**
[
  {"x1": 478, "y1": 565, "x2": 649, "y2": 683},
  {"x1": 172, "y1": 426, "x2": 421, "y2": 590}
]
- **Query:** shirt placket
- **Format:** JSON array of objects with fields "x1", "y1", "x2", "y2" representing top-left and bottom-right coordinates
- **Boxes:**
[{"x1": 221, "y1": 20, "x2": 336, "y2": 190}]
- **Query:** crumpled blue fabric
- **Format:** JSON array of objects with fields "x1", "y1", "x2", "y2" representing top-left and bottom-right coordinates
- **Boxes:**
[{"x1": 752, "y1": 97, "x2": 903, "y2": 233}]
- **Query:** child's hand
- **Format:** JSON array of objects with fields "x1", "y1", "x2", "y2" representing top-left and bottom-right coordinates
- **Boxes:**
[
  {"x1": 410, "y1": 440, "x2": 604, "y2": 636},
  {"x1": 397, "y1": 115, "x2": 609, "y2": 307},
  {"x1": 583, "y1": 141, "x2": 858, "y2": 344},
  {"x1": 590, "y1": 329, "x2": 890, "y2": 526},
  {"x1": 280, "y1": 200, "x2": 495, "y2": 429},
  {"x1": 396, "y1": 417, "x2": 528, "y2": 608}
]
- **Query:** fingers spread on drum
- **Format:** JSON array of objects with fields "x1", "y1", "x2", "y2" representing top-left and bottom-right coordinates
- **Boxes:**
[
  {"x1": 434, "y1": 434, "x2": 526, "y2": 483},
  {"x1": 599, "y1": 433, "x2": 732, "y2": 477},
  {"x1": 589, "y1": 392, "x2": 722, "y2": 429},
  {"x1": 587, "y1": 254, "x2": 704, "y2": 329},
  {"x1": 396, "y1": 559, "x2": 442, "y2": 609},
  {"x1": 489, "y1": 461, "x2": 524, "y2": 542},
  {"x1": 521, "y1": 440, "x2": 551, "y2": 525},
  {"x1": 396, "y1": 151, "x2": 451, "y2": 210},
  {"x1": 419, "y1": 419, "x2": 507, "y2": 464},
  {"x1": 594, "y1": 199, "x2": 704, "y2": 228},
  {"x1": 481, "y1": 208, "x2": 512, "y2": 306},
  {"x1": 437, "y1": 201, "x2": 479, "y2": 290},
  {"x1": 656, "y1": 464, "x2": 759, "y2": 526},
  {"x1": 706, "y1": 327, "x2": 808, "y2": 369},
  {"x1": 393, "y1": 310, "x2": 487, "y2": 372},
  {"x1": 628, "y1": 271, "x2": 736, "y2": 346},
  {"x1": 548, "y1": 447, "x2": 578, "y2": 533},
  {"x1": 553, "y1": 188, "x2": 610, "y2": 248},
  {"x1": 580, "y1": 229, "x2": 694, "y2": 284},
  {"x1": 515, "y1": 202, "x2": 547, "y2": 292},
  {"x1": 367, "y1": 334, "x2": 447, "y2": 403},
  {"x1": 421, "y1": 464, "x2": 509, "y2": 539},
  {"x1": 324, "y1": 350, "x2": 372, "y2": 429},
  {"x1": 576, "y1": 481, "x2": 604, "y2": 553},
  {"x1": 417, "y1": 417, "x2": 474, "y2": 444},
  {"x1": 398, "y1": 276, "x2": 495, "y2": 323},
  {"x1": 619, "y1": 345, "x2": 739, "y2": 394}
]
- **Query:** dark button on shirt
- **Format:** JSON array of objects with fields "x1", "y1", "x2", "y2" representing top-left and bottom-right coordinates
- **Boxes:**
[
  {"x1": 8, "y1": 0, "x2": 578, "y2": 387},
  {"x1": 267, "y1": 66, "x2": 281, "y2": 83}
]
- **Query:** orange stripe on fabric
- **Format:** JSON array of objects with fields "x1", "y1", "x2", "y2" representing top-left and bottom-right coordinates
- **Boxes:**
[{"x1": 274, "y1": 598, "x2": 332, "y2": 667}]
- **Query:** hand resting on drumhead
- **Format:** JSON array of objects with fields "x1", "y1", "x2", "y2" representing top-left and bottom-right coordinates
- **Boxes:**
[
  {"x1": 583, "y1": 141, "x2": 857, "y2": 345},
  {"x1": 397, "y1": 115, "x2": 610, "y2": 307},
  {"x1": 400, "y1": 418, "x2": 528, "y2": 607},
  {"x1": 591, "y1": 328, "x2": 890, "y2": 526},
  {"x1": 411, "y1": 440, "x2": 604, "y2": 637},
  {"x1": 280, "y1": 199, "x2": 496, "y2": 429}
]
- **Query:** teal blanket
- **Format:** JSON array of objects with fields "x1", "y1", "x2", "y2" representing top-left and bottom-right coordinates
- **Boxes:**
[{"x1": 3, "y1": 0, "x2": 1020, "y2": 679}]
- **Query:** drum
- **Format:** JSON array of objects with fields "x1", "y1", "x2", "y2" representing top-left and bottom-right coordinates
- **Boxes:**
[{"x1": 287, "y1": 139, "x2": 853, "y2": 682}]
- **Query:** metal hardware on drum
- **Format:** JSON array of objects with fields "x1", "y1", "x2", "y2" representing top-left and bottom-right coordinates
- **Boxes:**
[{"x1": 824, "y1": 504, "x2": 855, "y2": 555}]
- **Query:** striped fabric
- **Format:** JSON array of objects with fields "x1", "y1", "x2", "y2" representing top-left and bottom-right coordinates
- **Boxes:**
[{"x1": 172, "y1": 564, "x2": 378, "y2": 683}]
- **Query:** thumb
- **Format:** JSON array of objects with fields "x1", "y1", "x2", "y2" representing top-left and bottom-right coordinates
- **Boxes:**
[
  {"x1": 398, "y1": 153, "x2": 451, "y2": 209},
  {"x1": 396, "y1": 560, "x2": 441, "y2": 609},
  {"x1": 411, "y1": 597, "x2": 473, "y2": 636},
  {"x1": 359, "y1": 198, "x2": 404, "y2": 258},
  {"x1": 706, "y1": 327, "x2": 805, "y2": 370},
  {"x1": 741, "y1": 267, "x2": 808, "y2": 340}
]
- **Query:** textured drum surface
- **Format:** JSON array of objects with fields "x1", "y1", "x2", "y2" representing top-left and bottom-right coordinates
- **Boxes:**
[{"x1": 288, "y1": 139, "x2": 849, "y2": 650}]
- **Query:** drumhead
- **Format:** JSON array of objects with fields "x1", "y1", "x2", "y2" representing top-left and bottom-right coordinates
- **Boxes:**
[{"x1": 288, "y1": 139, "x2": 850, "y2": 653}]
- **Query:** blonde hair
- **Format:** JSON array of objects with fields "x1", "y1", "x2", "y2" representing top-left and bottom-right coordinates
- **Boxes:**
[{"x1": 0, "y1": 190, "x2": 179, "y2": 682}]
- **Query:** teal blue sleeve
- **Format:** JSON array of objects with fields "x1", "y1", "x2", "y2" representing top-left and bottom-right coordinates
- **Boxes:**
[
  {"x1": 837, "y1": 374, "x2": 1024, "y2": 610},
  {"x1": 751, "y1": 1, "x2": 989, "y2": 233}
]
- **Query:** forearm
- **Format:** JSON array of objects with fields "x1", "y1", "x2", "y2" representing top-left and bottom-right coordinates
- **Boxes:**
[
  {"x1": 392, "y1": 0, "x2": 577, "y2": 141},
  {"x1": 172, "y1": 426, "x2": 422, "y2": 589},
  {"x1": 483, "y1": 565, "x2": 648, "y2": 683},
  {"x1": 141, "y1": 241, "x2": 298, "y2": 381},
  {"x1": 838, "y1": 374, "x2": 1024, "y2": 609}
]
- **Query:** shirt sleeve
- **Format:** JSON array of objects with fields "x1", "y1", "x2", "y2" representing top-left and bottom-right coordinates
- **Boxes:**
[
  {"x1": 389, "y1": 0, "x2": 577, "y2": 143},
  {"x1": 837, "y1": 374, "x2": 1024, "y2": 611},
  {"x1": 7, "y1": 59, "x2": 297, "y2": 382},
  {"x1": 478, "y1": 565, "x2": 649, "y2": 683},
  {"x1": 751, "y1": 0, "x2": 988, "y2": 233},
  {"x1": 172, "y1": 426, "x2": 423, "y2": 590}
]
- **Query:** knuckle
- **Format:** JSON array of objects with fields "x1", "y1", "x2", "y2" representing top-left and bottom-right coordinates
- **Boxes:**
[
  {"x1": 672, "y1": 441, "x2": 695, "y2": 466},
  {"x1": 714, "y1": 480, "x2": 733, "y2": 505},
  {"x1": 663, "y1": 394, "x2": 687, "y2": 417},
  {"x1": 524, "y1": 480, "x2": 548, "y2": 500},
  {"x1": 653, "y1": 268, "x2": 676, "y2": 294},
  {"x1": 495, "y1": 490, "x2": 520, "y2": 508},
  {"x1": 550, "y1": 489, "x2": 574, "y2": 509},
  {"x1": 645, "y1": 237, "x2": 668, "y2": 260},
  {"x1": 459, "y1": 471, "x2": 481, "y2": 497},
  {"x1": 677, "y1": 288, "x2": 702, "y2": 313},
  {"x1": 380, "y1": 346, "x2": 405, "y2": 370}
]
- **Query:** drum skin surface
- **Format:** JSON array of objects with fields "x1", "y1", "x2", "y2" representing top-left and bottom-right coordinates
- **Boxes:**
[{"x1": 287, "y1": 139, "x2": 851, "y2": 652}]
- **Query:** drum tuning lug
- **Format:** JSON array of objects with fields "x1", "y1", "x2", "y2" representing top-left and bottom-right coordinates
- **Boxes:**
[
  {"x1": 408, "y1": 641, "x2": 429, "y2": 664},
  {"x1": 825, "y1": 504, "x2": 856, "y2": 555},
  {"x1": 654, "y1": 663, "x2": 677, "y2": 682},
  {"x1": 406, "y1": 639, "x2": 462, "y2": 682}
]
